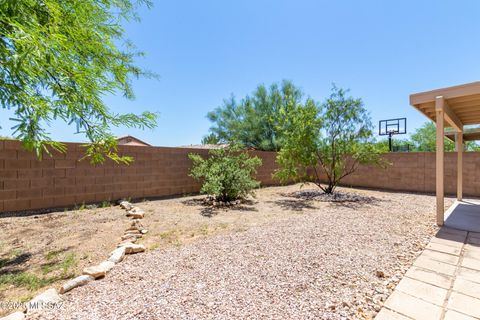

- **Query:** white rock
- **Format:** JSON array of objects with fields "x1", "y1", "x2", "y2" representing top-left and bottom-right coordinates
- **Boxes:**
[
  {"x1": 27, "y1": 288, "x2": 62, "y2": 312},
  {"x1": 82, "y1": 261, "x2": 114, "y2": 279},
  {"x1": 60, "y1": 275, "x2": 94, "y2": 294},
  {"x1": 119, "y1": 243, "x2": 146, "y2": 254},
  {"x1": 0, "y1": 312, "x2": 25, "y2": 320},
  {"x1": 99, "y1": 260, "x2": 115, "y2": 272},
  {"x1": 119, "y1": 200, "x2": 133, "y2": 210},
  {"x1": 126, "y1": 207, "x2": 145, "y2": 219},
  {"x1": 108, "y1": 247, "x2": 126, "y2": 263},
  {"x1": 140, "y1": 229, "x2": 148, "y2": 234},
  {"x1": 121, "y1": 234, "x2": 141, "y2": 241}
]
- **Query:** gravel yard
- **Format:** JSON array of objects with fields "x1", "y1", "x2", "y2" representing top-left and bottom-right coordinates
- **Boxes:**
[{"x1": 32, "y1": 184, "x2": 453, "y2": 320}]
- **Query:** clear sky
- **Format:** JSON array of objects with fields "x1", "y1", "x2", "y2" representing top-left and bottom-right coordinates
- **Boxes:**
[{"x1": 2, "y1": 0, "x2": 480, "y2": 146}]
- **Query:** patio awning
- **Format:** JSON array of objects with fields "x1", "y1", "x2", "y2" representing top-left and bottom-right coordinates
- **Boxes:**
[
  {"x1": 410, "y1": 82, "x2": 480, "y2": 128},
  {"x1": 410, "y1": 81, "x2": 480, "y2": 227}
]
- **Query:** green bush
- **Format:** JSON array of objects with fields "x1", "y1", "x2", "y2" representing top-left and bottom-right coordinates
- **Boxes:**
[{"x1": 188, "y1": 145, "x2": 262, "y2": 202}]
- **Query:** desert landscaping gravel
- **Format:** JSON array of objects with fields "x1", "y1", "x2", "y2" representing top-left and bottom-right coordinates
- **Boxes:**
[{"x1": 32, "y1": 185, "x2": 453, "y2": 320}]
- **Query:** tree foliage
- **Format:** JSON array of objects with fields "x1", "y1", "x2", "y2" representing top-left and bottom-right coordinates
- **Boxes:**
[
  {"x1": 410, "y1": 122, "x2": 480, "y2": 152},
  {"x1": 0, "y1": 0, "x2": 158, "y2": 163},
  {"x1": 375, "y1": 138, "x2": 413, "y2": 152},
  {"x1": 201, "y1": 133, "x2": 220, "y2": 145},
  {"x1": 205, "y1": 80, "x2": 303, "y2": 151},
  {"x1": 188, "y1": 145, "x2": 262, "y2": 202},
  {"x1": 275, "y1": 86, "x2": 385, "y2": 194},
  {"x1": 411, "y1": 122, "x2": 455, "y2": 151}
]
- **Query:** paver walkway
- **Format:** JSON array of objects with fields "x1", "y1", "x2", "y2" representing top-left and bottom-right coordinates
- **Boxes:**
[{"x1": 376, "y1": 227, "x2": 480, "y2": 320}]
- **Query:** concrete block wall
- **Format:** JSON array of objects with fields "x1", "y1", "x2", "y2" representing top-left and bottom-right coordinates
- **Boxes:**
[
  {"x1": 340, "y1": 152, "x2": 478, "y2": 196},
  {"x1": 0, "y1": 140, "x2": 281, "y2": 212},
  {"x1": 1, "y1": 139, "x2": 478, "y2": 213}
]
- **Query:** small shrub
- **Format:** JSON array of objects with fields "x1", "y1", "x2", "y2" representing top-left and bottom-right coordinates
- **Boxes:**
[
  {"x1": 100, "y1": 200, "x2": 111, "y2": 208},
  {"x1": 188, "y1": 145, "x2": 262, "y2": 202}
]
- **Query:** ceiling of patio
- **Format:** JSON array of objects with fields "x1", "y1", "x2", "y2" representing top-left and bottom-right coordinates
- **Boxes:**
[{"x1": 410, "y1": 81, "x2": 480, "y2": 127}]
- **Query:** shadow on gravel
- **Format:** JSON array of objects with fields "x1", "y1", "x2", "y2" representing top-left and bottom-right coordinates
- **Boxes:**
[
  {"x1": 282, "y1": 189, "x2": 381, "y2": 210},
  {"x1": 182, "y1": 198, "x2": 257, "y2": 217},
  {"x1": 272, "y1": 199, "x2": 316, "y2": 211}
]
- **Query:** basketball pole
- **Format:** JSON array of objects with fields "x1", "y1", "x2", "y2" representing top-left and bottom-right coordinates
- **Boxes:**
[{"x1": 388, "y1": 132, "x2": 393, "y2": 152}]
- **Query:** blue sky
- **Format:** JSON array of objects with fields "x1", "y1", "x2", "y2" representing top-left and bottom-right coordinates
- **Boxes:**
[{"x1": 2, "y1": 0, "x2": 480, "y2": 146}]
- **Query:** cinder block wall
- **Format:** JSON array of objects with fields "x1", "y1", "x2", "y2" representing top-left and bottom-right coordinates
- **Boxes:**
[
  {"x1": 0, "y1": 139, "x2": 478, "y2": 212},
  {"x1": 340, "y1": 152, "x2": 477, "y2": 195},
  {"x1": 0, "y1": 140, "x2": 279, "y2": 212}
]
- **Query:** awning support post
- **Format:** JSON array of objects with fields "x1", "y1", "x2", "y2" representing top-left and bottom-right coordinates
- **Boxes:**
[{"x1": 436, "y1": 96, "x2": 445, "y2": 226}]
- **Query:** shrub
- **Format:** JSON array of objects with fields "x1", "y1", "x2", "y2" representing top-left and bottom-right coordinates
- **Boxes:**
[{"x1": 188, "y1": 145, "x2": 262, "y2": 202}]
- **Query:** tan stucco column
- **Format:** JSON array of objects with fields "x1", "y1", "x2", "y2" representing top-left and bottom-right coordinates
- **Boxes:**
[
  {"x1": 456, "y1": 129, "x2": 463, "y2": 201},
  {"x1": 435, "y1": 97, "x2": 445, "y2": 226}
]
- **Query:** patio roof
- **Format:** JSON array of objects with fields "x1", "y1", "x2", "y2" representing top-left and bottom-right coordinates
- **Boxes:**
[
  {"x1": 410, "y1": 81, "x2": 480, "y2": 230},
  {"x1": 410, "y1": 81, "x2": 480, "y2": 128}
]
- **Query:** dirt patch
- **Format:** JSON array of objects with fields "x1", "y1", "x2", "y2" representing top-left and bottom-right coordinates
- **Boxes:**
[{"x1": 0, "y1": 205, "x2": 129, "y2": 315}]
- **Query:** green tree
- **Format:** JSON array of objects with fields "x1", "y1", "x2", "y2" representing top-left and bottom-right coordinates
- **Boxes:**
[
  {"x1": 0, "y1": 0, "x2": 158, "y2": 163},
  {"x1": 205, "y1": 80, "x2": 303, "y2": 151},
  {"x1": 410, "y1": 122, "x2": 480, "y2": 151},
  {"x1": 201, "y1": 133, "x2": 220, "y2": 145},
  {"x1": 411, "y1": 122, "x2": 454, "y2": 151},
  {"x1": 188, "y1": 145, "x2": 262, "y2": 202},
  {"x1": 275, "y1": 86, "x2": 384, "y2": 194},
  {"x1": 375, "y1": 138, "x2": 413, "y2": 152}
]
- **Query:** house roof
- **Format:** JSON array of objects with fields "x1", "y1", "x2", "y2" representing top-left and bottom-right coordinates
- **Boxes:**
[
  {"x1": 116, "y1": 135, "x2": 151, "y2": 146},
  {"x1": 177, "y1": 144, "x2": 229, "y2": 149}
]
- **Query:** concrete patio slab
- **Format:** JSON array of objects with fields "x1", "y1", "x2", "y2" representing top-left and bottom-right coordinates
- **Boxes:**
[
  {"x1": 457, "y1": 267, "x2": 480, "y2": 284},
  {"x1": 376, "y1": 227, "x2": 480, "y2": 320},
  {"x1": 405, "y1": 266, "x2": 453, "y2": 290},
  {"x1": 426, "y1": 242, "x2": 462, "y2": 256},
  {"x1": 461, "y1": 257, "x2": 480, "y2": 271},
  {"x1": 444, "y1": 310, "x2": 476, "y2": 320},
  {"x1": 445, "y1": 200, "x2": 480, "y2": 232},
  {"x1": 413, "y1": 255, "x2": 457, "y2": 276},
  {"x1": 383, "y1": 290, "x2": 443, "y2": 320},
  {"x1": 447, "y1": 292, "x2": 480, "y2": 318},
  {"x1": 421, "y1": 249, "x2": 460, "y2": 266},
  {"x1": 452, "y1": 277, "x2": 480, "y2": 298},
  {"x1": 395, "y1": 276, "x2": 448, "y2": 306}
]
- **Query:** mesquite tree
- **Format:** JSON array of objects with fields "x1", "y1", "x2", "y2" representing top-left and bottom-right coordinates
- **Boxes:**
[
  {"x1": 0, "y1": 0, "x2": 158, "y2": 163},
  {"x1": 275, "y1": 86, "x2": 384, "y2": 194}
]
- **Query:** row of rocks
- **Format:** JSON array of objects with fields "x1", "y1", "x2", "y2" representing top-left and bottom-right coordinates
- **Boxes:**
[
  {"x1": 77, "y1": 201, "x2": 147, "y2": 283},
  {"x1": 203, "y1": 196, "x2": 242, "y2": 207},
  {"x1": 0, "y1": 201, "x2": 148, "y2": 320}
]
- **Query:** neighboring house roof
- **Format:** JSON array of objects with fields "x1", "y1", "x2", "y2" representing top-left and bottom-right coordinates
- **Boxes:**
[
  {"x1": 178, "y1": 144, "x2": 229, "y2": 149},
  {"x1": 116, "y1": 135, "x2": 151, "y2": 146}
]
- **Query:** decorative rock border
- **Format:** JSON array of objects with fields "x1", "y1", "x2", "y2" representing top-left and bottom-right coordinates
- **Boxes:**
[{"x1": 0, "y1": 201, "x2": 148, "y2": 320}]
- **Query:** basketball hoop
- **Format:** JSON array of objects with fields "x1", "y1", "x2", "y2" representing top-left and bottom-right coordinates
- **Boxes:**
[{"x1": 379, "y1": 118, "x2": 407, "y2": 152}]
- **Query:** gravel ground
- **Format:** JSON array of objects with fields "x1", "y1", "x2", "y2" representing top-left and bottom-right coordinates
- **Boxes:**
[{"x1": 32, "y1": 185, "x2": 452, "y2": 320}]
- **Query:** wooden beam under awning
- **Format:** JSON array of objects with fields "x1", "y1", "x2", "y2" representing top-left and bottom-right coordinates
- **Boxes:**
[{"x1": 445, "y1": 128, "x2": 480, "y2": 141}]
